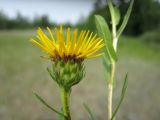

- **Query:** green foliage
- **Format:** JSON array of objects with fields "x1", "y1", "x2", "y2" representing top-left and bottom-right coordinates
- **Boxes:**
[
  {"x1": 33, "y1": 15, "x2": 52, "y2": 28},
  {"x1": 119, "y1": 0, "x2": 160, "y2": 35},
  {"x1": 102, "y1": 57, "x2": 111, "y2": 81},
  {"x1": 33, "y1": 92, "x2": 65, "y2": 117},
  {"x1": 58, "y1": 108, "x2": 64, "y2": 120},
  {"x1": 113, "y1": 7, "x2": 121, "y2": 26},
  {"x1": 95, "y1": 15, "x2": 117, "y2": 64},
  {"x1": 95, "y1": 1, "x2": 133, "y2": 119},
  {"x1": 117, "y1": 0, "x2": 134, "y2": 38},
  {"x1": 108, "y1": 0, "x2": 121, "y2": 27},
  {"x1": 85, "y1": 0, "x2": 160, "y2": 36},
  {"x1": 83, "y1": 103, "x2": 95, "y2": 120},
  {"x1": 111, "y1": 74, "x2": 128, "y2": 120},
  {"x1": 95, "y1": 15, "x2": 112, "y2": 42},
  {"x1": 0, "y1": 11, "x2": 54, "y2": 29}
]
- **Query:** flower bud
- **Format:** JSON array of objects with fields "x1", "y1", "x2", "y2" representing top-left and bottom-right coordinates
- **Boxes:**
[{"x1": 49, "y1": 60, "x2": 85, "y2": 90}]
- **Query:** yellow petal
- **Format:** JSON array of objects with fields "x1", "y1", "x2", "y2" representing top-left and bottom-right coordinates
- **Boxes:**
[
  {"x1": 46, "y1": 27, "x2": 56, "y2": 44},
  {"x1": 74, "y1": 31, "x2": 85, "y2": 54},
  {"x1": 69, "y1": 29, "x2": 78, "y2": 55},
  {"x1": 87, "y1": 53, "x2": 104, "y2": 59},
  {"x1": 77, "y1": 30, "x2": 90, "y2": 54},
  {"x1": 66, "y1": 28, "x2": 71, "y2": 54}
]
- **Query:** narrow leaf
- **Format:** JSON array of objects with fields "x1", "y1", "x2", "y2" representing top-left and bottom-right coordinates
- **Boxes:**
[
  {"x1": 34, "y1": 92, "x2": 65, "y2": 117},
  {"x1": 83, "y1": 103, "x2": 95, "y2": 120},
  {"x1": 111, "y1": 74, "x2": 129, "y2": 120},
  {"x1": 58, "y1": 108, "x2": 64, "y2": 120},
  {"x1": 117, "y1": 0, "x2": 134, "y2": 38},
  {"x1": 95, "y1": 15, "x2": 112, "y2": 43},
  {"x1": 103, "y1": 44, "x2": 117, "y2": 64},
  {"x1": 107, "y1": 42, "x2": 117, "y2": 62},
  {"x1": 103, "y1": 57, "x2": 111, "y2": 81},
  {"x1": 114, "y1": 7, "x2": 121, "y2": 26},
  {"x1": 95, "y1": 15, "x2": 117, "y2": 63},
  {"x1": 108, "y1": 0, "x2": 116, "y2": 27}
]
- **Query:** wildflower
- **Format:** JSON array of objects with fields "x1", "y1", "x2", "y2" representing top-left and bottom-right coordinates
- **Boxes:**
[
  {"x1": 31, "y1": 25, "x2": 104, "y2": 90},
  {"x1": 31, "y1": 25, "x2": 104, "y2": 120}
]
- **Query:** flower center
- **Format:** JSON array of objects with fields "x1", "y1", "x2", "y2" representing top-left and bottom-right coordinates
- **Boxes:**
[{"x1": 52, "y1": 50, "x2": 84, "y2": 63}]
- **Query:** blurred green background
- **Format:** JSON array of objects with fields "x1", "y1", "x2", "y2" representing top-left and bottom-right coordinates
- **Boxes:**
[{"x1": 0, "y1": 0, "x2": 160, "y2": 120}]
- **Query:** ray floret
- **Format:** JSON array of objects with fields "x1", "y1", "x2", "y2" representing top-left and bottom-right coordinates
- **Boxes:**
[{"x1": 31, "y1": 25, "x2": 104, "y2": 62}]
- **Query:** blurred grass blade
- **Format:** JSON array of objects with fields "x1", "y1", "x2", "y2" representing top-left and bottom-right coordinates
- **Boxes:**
[
  {"x1": 95, "y1": 15, "x2": 112, "y2": 43},
  {"x1": 33, "y1": 92, "x2": 65, "y2": 117},
  {"x1": 83, "y1": 103, "x2": 95, "y2": 120},
  {"x1": 111, "y1": 74, "x2": 128, "y2": 120},
  {"x1": 117, "y1": 0, "x2": 134, "y2": 38}
]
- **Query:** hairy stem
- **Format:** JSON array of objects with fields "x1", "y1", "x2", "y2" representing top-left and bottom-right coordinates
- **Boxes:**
[{"x1": 60, "y1": 87, "x2": 71, "y2": 120}]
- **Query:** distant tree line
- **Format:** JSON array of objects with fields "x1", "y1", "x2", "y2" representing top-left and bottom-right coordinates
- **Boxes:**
[
  {"x1": 0, "y1": 11, "x2": 72, "y2": 29},
  {"x1": 0, "y1": 0, "x2": 160, "y2": 36}
]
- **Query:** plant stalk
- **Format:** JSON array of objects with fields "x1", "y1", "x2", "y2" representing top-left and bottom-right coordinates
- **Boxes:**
[
  {"x1": 108, "y1": 62, "x2": 116, "y2": 120},
  {"x1": 60, "y1": 87, "x2": 71, "y2": 120},
  {"x1": 107, "y1": 0, "x2": 118, "y2": 119},
  {"x1": 108, "y1": 33, "x2": 118, "y2": 120}
]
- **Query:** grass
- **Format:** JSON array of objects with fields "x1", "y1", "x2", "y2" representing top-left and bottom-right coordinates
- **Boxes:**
[
  {"x1": 118, "y1": 36, "x2": 160, "y2": 62},
  {"x1": 0, "y1": 30, "x2": 160, "y2": 120}
]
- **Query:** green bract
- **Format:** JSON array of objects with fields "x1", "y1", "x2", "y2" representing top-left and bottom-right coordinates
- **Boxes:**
[{"x1": 48, "y1": 60, "x2": 85, "y2": 91}]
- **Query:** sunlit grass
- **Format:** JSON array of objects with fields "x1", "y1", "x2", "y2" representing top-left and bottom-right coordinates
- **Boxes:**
[{"x1": 119, "y1": 36, "x2": 160, "y2": 63}]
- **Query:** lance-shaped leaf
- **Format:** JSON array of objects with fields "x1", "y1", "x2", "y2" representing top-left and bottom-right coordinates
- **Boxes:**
[
  {"x1": 83, "y1": 103, "x2": 95, "y2": 120},
  {"x1": 114, "y1": 7, "x2": 121, "y2": 26},
  {"x1": 103, "y1": 45, "x2": 117, "y2": 65},
  {"x1": 117, "y1": 0, "x2": 134, "y2": 38},
  {"x1": 95, "y1": 15, "x2": 117, "y2": 63},
  {"x1": 103, "y1": 57, "x2": 111, "y2": 82},
  {"x1": 108, "y1": 0, "x2": 121, "y2": 26},
  {"x1": 108, "y1": 0, "x2": 115, "y2": 24},
  {"x1": 95, "y1": 15, "x2": 112, "y2": 43},
  {"x1": 34, "y1": 92, "x2": 66, "y2": 117},
  {"x1": 111, "y1": 74, "x2": 129, "y2": 120}
]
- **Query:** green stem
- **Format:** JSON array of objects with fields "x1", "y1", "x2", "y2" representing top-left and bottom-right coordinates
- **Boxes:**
[
  {"x1": 60, "y1": 87, "x2": 71, "y2": 120},
  {"x1": 107, "y1": 1, "x2": 118, "y2": 120},
  {"x1": 108, "y1": 63, "x2": 116, "y2": 120}
]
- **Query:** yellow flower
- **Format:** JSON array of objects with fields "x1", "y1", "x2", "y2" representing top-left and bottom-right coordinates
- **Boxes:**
[{"x1": 31, "y1": 25, "x2": 104, "y2": 62}]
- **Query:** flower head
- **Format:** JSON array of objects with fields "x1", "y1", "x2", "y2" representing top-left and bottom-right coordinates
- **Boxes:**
[{"x1": 31, "y1": 25, "x2": 104, "y2": 62}]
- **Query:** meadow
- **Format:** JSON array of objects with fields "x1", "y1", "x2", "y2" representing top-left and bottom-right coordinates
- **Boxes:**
[{"x1": 0, "y1": 30, "x2": 159, "y2": 120}]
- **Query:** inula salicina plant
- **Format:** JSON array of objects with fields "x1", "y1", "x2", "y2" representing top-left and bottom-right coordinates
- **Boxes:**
[{"x1": 31, "y1": 0, "x2": 134, "y2": 120}]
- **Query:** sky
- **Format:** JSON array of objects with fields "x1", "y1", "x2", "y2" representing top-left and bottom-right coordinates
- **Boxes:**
[{"x1": 0, "y1": 0, "x2": 96, "y2": 24}]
